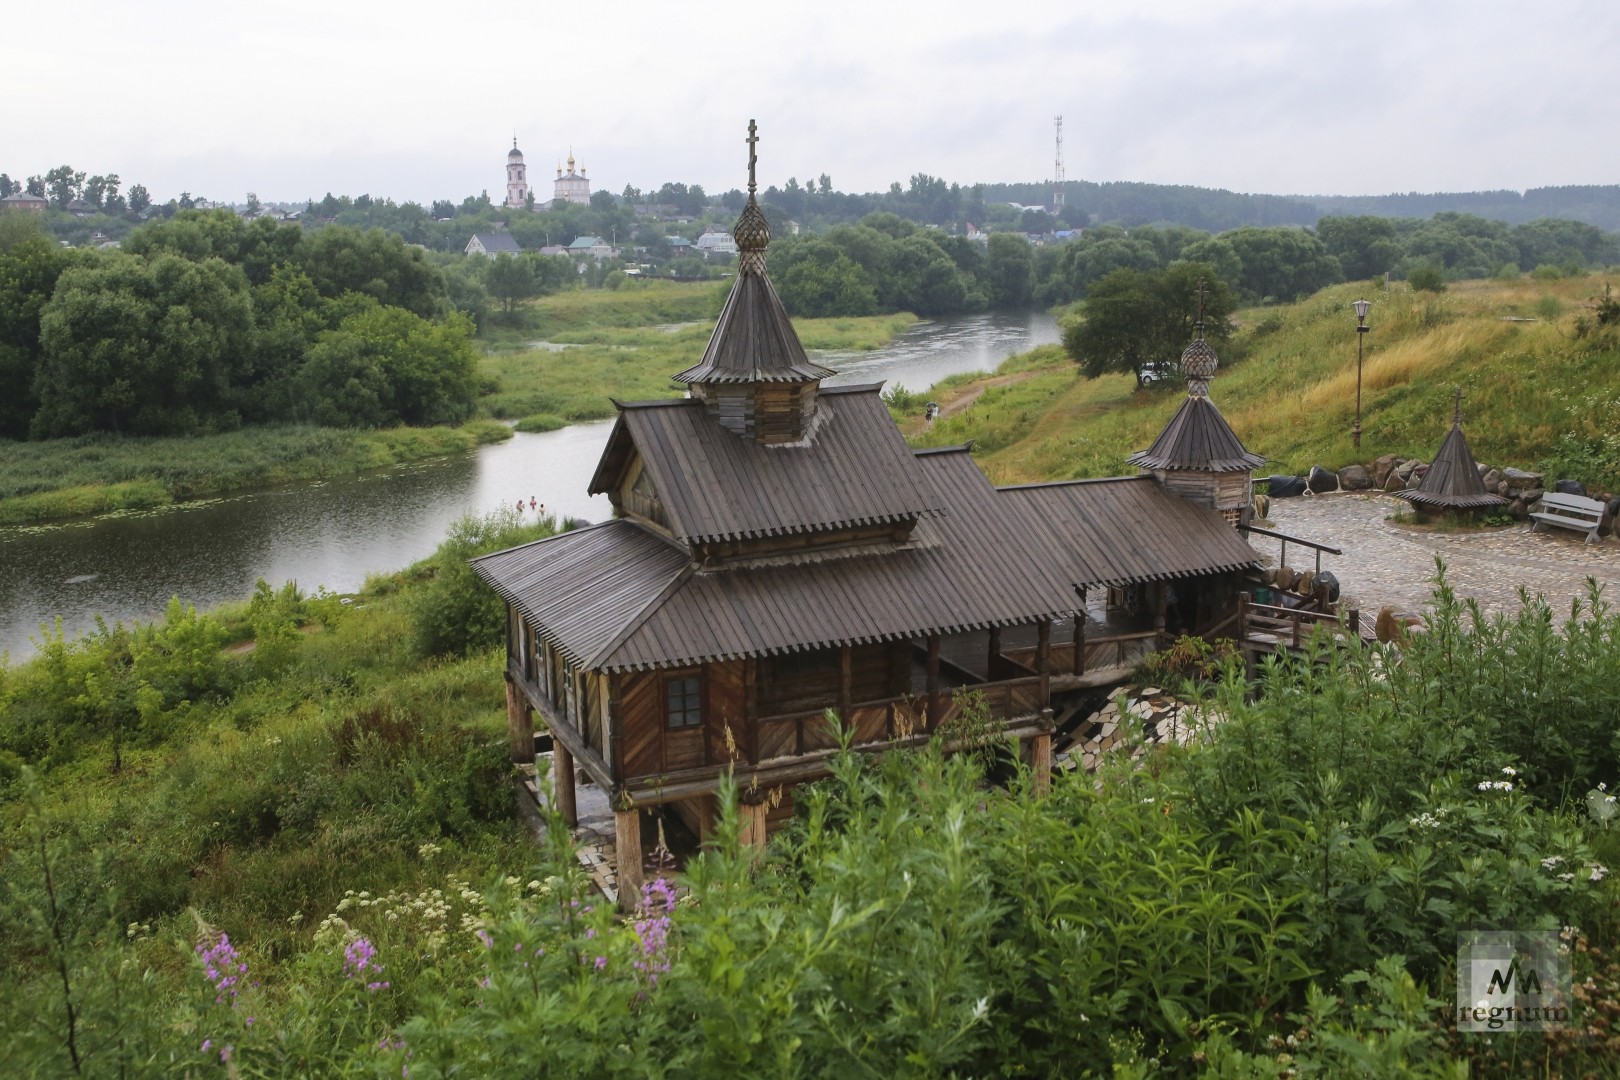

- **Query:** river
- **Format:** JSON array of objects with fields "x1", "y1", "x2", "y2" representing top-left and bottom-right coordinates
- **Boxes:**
[{"x1": 0, "y1": 310, "x2": 1059, "y2": 660}]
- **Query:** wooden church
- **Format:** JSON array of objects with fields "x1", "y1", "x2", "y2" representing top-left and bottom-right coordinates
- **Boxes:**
[{"x1": 473, "y1": 124, "x2": 1262, "y2": 904}]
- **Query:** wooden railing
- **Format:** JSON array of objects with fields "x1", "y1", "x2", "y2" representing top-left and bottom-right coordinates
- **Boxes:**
[
  {"x1": 1237, "y1": 593, "x2": 1362, "y2": 648},
  {"x1": 1241, "y1": 524, "x2": 1343, "y2": 577},
  {"x1": 753, "y1": 675, "x2": 1044, "y2": 763},
  {"x1": 1009, "y1": 629, "x2": 1160, "y2": 679}
]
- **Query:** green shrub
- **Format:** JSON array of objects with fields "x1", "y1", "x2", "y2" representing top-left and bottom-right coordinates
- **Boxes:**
[
  {"x1": 1407, "y1": 263, "x2": 1447, "y2": 293},
  {"x1": 404, "y1": 509, "x2": 557, "y2": 657}
]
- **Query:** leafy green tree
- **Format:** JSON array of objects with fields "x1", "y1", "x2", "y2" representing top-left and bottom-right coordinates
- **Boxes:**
[
  {"x1": 293, "y1": 225, "x2": 448, "y2": 317},
  {"x1": 43, "y1": 166, "x2": 83, "y2": 208},
  {"x1": 124, "y1": 209, "x2": 302, "y2": 286},
  {"x1": 1063, "y1": 262, "x2": 1234, "y2": 386},
  {"x1": 0, "y1": 217, "x2": 75, "y2": 438},
  {"x1": 0, "y1": 173, "x2": 16, "y2": 197},
  {"x1": 125, "y1": 184, "x2": 150, "y2": 214},
  {"x1": 245, "y1": 264, "x2": 327, "y2": 422},
  {"x1": 1174, "y1": 235, "x2": 1243, "y2": 287},
  {"x1": 772, "y1": 238, "x2": 877, "y2": 317},
  {"x1": 1220, "y1": 226, "x2": 1343, "y2": 301},
  {"x1": 486, "y1": 252, "x2": 536, "y2": 316},
  {"x1": 33, "y1": 253, "x2": 255, "y2": 437},
  {"x1": 1316, "y1": 215, "x2": 1403, "y2": 279},
  {"x1": 296, "y1": 305, "x2": 477, "y2": 428}
]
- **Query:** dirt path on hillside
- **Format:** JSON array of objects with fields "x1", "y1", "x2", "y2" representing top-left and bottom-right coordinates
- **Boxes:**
[{"x1": 903, "y1": 371, "x2": 1038, "y2": 435}]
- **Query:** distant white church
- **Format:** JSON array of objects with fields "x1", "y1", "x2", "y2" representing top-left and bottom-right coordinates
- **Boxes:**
[
  {"x1": 500, "y1": 140, "x2": 594, "y2": 209},
  {"x1": 505, "y1": 139, "x2": 529, "y2": 208},
  {"x1": 554, "y1": 151, "x2": 590, "y2": 206}
]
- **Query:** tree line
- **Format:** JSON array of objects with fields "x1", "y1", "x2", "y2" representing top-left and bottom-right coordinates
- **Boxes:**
[
  {"x1": 0, "y1": 211, "x2": 482, "y2": 441},
  {"x1": 762, "y1": 209, "x2": 1618, "y2": 323}
]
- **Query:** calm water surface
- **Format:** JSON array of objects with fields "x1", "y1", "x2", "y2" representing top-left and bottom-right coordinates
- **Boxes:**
[{"x1": 1, "y1": 311, "x2": 1059, "y2": 659}]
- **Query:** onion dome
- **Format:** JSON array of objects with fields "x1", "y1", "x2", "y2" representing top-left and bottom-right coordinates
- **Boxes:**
[
  {"x1": 509, "y1": 137, "x2": 523, "y2": 160},
  {"x1": 1127, "y1": 318, "x2": 1263, "y2": 474},
  {"x1": 1180, "y1": 322, "x2": 1219, "y2": 398},
  {"x1": 675, "y1": 120, "x2": 834, "y2": 389}
]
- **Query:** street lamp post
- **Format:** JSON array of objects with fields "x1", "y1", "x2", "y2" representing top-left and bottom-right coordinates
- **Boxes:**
[{"x1": 1352, "y1": 299, "x2": 1371, "y2": 450}]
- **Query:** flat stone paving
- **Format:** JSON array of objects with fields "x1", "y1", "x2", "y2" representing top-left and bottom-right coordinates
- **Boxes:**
[{"x1": 1255, "y1": 492, "x2": 1620, "y2": 618}]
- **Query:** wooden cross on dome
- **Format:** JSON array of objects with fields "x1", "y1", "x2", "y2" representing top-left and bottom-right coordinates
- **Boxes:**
[
  {"x1": 746, "y1": 119, "x2": 759, "y2": 195},
  {"x1": 1194, "y1": 277, "x2": 1207, "y2": 335},
  {"x1": 1453, "y1": 386, "x2": 1464, "y2": 426}
]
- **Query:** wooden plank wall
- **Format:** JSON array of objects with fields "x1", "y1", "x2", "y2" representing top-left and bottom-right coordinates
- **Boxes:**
[
  {"x1": 618, "y1": 672, "x2": 662, "y2": 778},
  {"x1": 755, "y1": 384, "x2": 804, "y2": 444},
  {"x1": 705, "y1": 661, "x2": 746, "y2": 766},
  {"x1": 758, "y1": 645, "x2": 893, "y2": 716}
]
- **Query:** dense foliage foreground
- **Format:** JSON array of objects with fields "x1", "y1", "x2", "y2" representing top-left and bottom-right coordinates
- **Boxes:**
[{"x1": 3, "y1": 527, "x2": 1619, "y2": 1075}]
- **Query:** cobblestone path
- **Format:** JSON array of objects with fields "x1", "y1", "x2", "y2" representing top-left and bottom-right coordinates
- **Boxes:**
[{"x1": 1253, "y1": 492, "x2": 1620, "y2": 618}]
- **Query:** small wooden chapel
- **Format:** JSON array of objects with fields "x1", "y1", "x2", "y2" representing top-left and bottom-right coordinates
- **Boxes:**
[{"x1": 473, "y1": 123, "x2": 1263, "y2": 905}]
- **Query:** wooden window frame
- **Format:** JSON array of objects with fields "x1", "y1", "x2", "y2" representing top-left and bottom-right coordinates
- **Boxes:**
[{"x1": 663, "y1": 671, "x2": 703, "y2": 731}]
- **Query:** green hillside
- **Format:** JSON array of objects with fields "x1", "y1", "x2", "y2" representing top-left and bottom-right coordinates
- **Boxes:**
[{"x1": 907, "y1": 275, "x2": 1620, "y2": 492}]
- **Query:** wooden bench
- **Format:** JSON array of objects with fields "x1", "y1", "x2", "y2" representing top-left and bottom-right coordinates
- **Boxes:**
[{"x1": 1530, "y1": 492, "x2": 1607, "y2": 544}]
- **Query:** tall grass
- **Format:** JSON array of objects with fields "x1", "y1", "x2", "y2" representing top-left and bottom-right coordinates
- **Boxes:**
[{"x1": 915, "y1": 275, "x2": 1620, "y2": 489}]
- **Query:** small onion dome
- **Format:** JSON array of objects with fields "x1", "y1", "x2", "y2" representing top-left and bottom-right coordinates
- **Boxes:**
[
  {"x1": 508, "y1": 146, "x2": 524, "y2": 160},
  {"x1": 733, "y1": 197, "x2": 770, "y2": 254},
  {"x1": 1181, "y1": 324, "x2": 1218, "y2": 397}
]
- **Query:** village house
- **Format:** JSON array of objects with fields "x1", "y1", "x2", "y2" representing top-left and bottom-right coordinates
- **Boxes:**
[
  {"x1": 0, "y1": 191, "x2": 49, "y2": 214},
  {"x1": 694, "y1": 226, "x2": 738, "y2": 257},
  {"x1": 566, "y1": 235, "x2": 616, "y2": 259},
  {"x1": 473, "y1": 128, "x2": 1262, "y2": 908},
  {"x1": 465, "y1": 232, "x2": 523, "y2": 257}
]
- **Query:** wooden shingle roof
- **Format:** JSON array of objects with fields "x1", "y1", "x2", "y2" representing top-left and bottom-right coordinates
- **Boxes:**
[
  {"x1": 1126, "y1": 395, "x2": 1266, "y2": 473},
  {"x1": 478, "y1": 448, "x2": 1259, "y2": 673},
  {"x1": 673, "y1": 197, "x2": 833, "y2": 386},
  {"x1": 1394, "y1": 416, "x2": 1507, "y2": 510},
  {"x1": 999, "y1": 476, "x2": 1262, "y2": 587},
  {"x1": 588, "y1": 385, "x2": 937, "y2": 543}
]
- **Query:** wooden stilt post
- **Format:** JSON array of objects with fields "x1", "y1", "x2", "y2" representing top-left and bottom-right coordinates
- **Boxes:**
[
  {"x1": 1071, "y1": 613, "x2": 1083, "y2": 676},
  {"x1": 613, "y1": 806, "x2": 643, "y2": 913},
  {"x1": 926, "y1": 635, "x2": 941, "y2": 730},
  {"x1": 988, "y1": 625, "x2": 1001, "y2": 680},
  {"x1": 552, "y1": 740, "x2": 578, "y2": 827},
  {"x1": 1035, "y1": 619, "x2": 1051, "y2": 706},
  {"x1": 1153, "y1": 583, "x2": 1168, "y2": 635},
  {"x1": 739, "y1": 798, "x2": 768, "y2": 850},
  {"x1": 1031, "y1": 732, "x2": 1053, "y2": 797},
  {"x1": 838, "y1": 645, "x2": 852, "y2": 727},
  {"x1": 505, "y1": 678, "x2": 534, "y2": 764}
]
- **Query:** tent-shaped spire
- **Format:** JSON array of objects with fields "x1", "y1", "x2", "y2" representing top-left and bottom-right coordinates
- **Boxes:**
[
  {"x1": 1126, "y1": 303, "x2": 1263, "y2": 474},
  {"x1": 1394, "y1": 390, "x2": 1507, "y2": 510},
  {"x1": 674, "y1": 120, "x2": 834, "y2": 389}
]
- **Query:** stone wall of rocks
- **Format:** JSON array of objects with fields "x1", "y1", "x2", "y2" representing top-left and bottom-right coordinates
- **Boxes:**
[{"x1": 1264, "y1": 459, "x2": 1618, "y2": 537}]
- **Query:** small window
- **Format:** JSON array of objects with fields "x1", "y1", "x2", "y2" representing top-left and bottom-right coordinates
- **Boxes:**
[{"x1": 665, "y1": 675, "x2": 701, "y2": 729}]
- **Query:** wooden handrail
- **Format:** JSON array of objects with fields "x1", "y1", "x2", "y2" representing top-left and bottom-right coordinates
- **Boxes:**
[{"x1": 1241, "y1": 524, "x2": 1343, "y2": 555}]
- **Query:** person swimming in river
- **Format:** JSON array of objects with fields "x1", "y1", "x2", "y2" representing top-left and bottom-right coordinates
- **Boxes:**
[{"x1": 530, "y1": 496, "x2": 538, "y2": 511}]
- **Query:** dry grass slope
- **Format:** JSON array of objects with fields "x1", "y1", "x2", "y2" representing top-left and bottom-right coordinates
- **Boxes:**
[{"x1": 914, "y1": 275, "x2": 1620, "y2": 490}]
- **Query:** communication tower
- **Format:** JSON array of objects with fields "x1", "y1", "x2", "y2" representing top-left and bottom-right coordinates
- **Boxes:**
[{"x1": 1053, "y1": 115, "x2": 1065, "y2": 212}]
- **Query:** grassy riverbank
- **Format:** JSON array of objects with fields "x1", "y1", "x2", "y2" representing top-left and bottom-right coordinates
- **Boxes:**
[
  {"x1": 0, "y1": 421, "x2": 513, "y2": 527},
  {"x1": 479, "y1": 286, "x2": 915, "y2": 429},
  {"x1": 2, "y1": 279, "x2": 918, "y2": 526},
  {"x1": 904, "y1": 274, "x2": 1620, "y2": 490}
]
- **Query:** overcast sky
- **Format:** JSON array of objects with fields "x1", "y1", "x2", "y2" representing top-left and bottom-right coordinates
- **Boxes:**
[{"x1": 4, "y1": 0, "x2": 1614, "y2": 207}]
